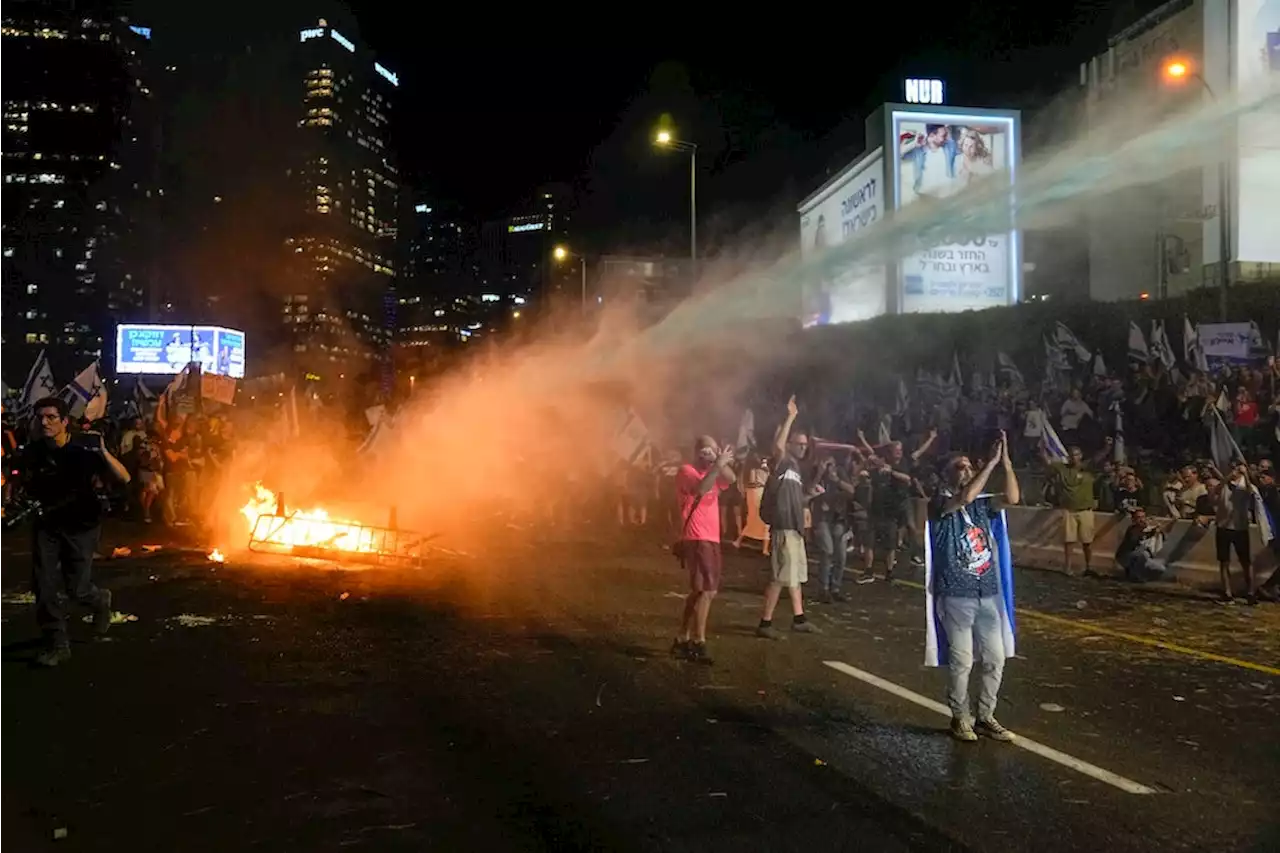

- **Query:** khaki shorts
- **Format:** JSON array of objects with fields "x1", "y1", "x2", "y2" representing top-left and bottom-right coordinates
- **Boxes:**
[
  {"x1": 1062, "y1": 509, "x2": 1095, "y2": 545},
  {"x1": 769, "y1": 529, "x2": 809, "y2": 588}
]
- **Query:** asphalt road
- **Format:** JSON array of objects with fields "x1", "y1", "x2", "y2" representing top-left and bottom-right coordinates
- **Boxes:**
[{"x1": 3, "y1": 523, "x2": 1278, "y2": 852}]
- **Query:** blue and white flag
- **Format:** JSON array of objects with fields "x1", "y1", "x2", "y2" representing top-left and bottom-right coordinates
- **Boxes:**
[
  {"x1": 1040, "y1": 416, "x2": 1069, "y2": 463},
  {"x1": 1128, "y1": 321, "x2": 1149, "y2": 364},
  {"x1": 20, "y1": 349, "x2": 58, "y2": 410},
  {"x1": 59, "y1": 360, "x2": 106, "y2": 421},
  {"x1": 1206, "y1": 407, "x2": 1275, "y2": 545},
  {"x1": 924, "y1": 498, "x2": 1018, "y2": 667}
]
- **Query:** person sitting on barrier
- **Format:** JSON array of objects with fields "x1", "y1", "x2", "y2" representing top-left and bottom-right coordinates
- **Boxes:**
[
  {"x1": 1113, "y1": 468, "x2": 1144, "y2": 515},
  {"x1": 1115, "y1": 508, "x2": 1174, "y2": 582}
]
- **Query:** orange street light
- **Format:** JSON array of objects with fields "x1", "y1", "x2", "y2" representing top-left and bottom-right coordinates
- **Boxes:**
[{"x1": 1163, "y1": 59, "x2": 1189, "y2": 81}]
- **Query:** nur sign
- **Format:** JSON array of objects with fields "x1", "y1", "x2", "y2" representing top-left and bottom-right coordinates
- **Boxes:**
[{"x1": 905, "y1": 78, "x2": 945, "y2": 105}]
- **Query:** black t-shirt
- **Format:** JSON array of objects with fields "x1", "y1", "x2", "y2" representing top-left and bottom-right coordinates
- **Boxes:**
[
  {"x1": 871, "y1": 461, "x2": 913, "y2": 517},
  {"x1": 14, "y1": 440, "x2": 109, "y2": 530},
  {"x1": 762, "y1": 455, "x2": 807, "y2": 532}
]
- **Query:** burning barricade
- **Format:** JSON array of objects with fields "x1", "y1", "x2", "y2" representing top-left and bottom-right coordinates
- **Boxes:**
[{"x1": 239, "y1": 483, "x2": 433, "y2": 568}]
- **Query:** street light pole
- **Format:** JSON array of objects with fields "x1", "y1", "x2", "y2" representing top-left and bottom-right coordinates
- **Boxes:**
[
  {"x1": 654, "y1": 131, "x2": 699, "y2": 284},
  {"x1": 580, "y1": 258, "x2": 587, "y2": 312},
  {"x1": 1162, "y1": 59, "x2": 1229, "y2": 320},
  {"x1": 1215, "y1": 157, "x2": 1229, "y2": 321},
  {"x1": 689, "y1": 146, "x2": 697, "y2": 280}
]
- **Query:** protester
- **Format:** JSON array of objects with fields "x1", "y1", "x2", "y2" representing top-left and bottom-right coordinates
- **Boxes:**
[
  {"x1": 757, "y1": 396, "x2": 821, "y2": 639},
  {"x1": 671, "y1": 436, "x2": 736, "y2": 665},
  {"x1": 10, "y1": 397, "x2": 130, "y2": 667},
  {"x1": 1043, "y1": 444, "x2": 1098, "y2": 576},
  {"x1": 928, "y1": 431, "x2": 1021, "y2": 742}
]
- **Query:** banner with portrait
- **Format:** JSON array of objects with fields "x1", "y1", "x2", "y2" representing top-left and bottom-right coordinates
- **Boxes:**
[{"x1": 891, "y1": 110, "x2": 1019, "y2": 314}]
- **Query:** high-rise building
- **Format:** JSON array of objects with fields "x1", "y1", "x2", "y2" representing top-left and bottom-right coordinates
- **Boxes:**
[
  {"x1": 1, "y1": 5, "x2": 159, "y2": 379},
  {"x1": 281, "y1": 17, "x2": 401, "y2": 382},
  {"x1": 478, "y1": 186, "x2": 572, "y2": 300},
  {"x1": 404, "y1": 197, "x2": 471, "y2": 286}
]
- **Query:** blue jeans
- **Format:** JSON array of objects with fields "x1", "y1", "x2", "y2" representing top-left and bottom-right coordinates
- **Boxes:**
[
  {"x1": 812, "y1": 518, "x2": 848, "y2": 593},
  {"x1": 939, "y1": 596, "x2": 1007, "y2": 721}
]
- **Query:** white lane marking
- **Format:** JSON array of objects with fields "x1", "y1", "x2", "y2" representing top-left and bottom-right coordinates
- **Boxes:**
[{"x1": 822, "y1": 660, "x2": 1159, "y2": 795}]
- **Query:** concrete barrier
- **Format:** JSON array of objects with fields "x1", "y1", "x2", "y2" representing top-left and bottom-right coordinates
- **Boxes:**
[{"x1": 914, "y1": 500, "x2": 1273, "y2": 589}]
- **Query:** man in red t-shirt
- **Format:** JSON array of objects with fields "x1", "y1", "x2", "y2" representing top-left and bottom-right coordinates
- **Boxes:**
[{"x1": 671, "y1": 436, "x2": 736, "y2": 665}]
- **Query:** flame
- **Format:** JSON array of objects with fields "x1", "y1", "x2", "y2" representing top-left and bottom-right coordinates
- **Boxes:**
[
  {"x1": 207, "y1": 548, "x2": 225, "y2": 563},
  {"x1": 239, "y1": 483, "x2": 382, "y2": 554}
]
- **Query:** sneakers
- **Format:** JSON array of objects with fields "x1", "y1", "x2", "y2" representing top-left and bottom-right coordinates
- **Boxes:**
[
  {"x1": 685, "y1": 642, "x2": 714, "y2": 666},
  {"x1": 829, "y1": 590, "x2": 847, "y2": 603},
  {"x1": 950, "y1": 718, "x2": 978, "y2": 742},
  {"x1": 93, "y1": 588, "x2": 113, "y2": 636},
  {"x1": 755, "y1": 624, "x2": 782, "y2": 640},
  {"x1": 791, "y1": 620, "x2": 819, "y2": 634},
  {"x1": 35, "y1": 646, "x2": 72, "y2": 668},
  {"x1": 670, "y1": 639, "x2": 713, "y2": 665},
  {"x1": 975, "y1": 717, "x2": 1016, "y2": 742}
]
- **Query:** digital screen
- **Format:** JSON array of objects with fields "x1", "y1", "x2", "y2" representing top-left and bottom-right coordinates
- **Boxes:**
[
  {"x1": 890, "y1": 108, "x2": 1019, "y2": 313},
  {"x1": 116, "y1": 325, "x2": 246, "y2": 378},
  {"x1": 797, "y1": 149, "x2": 888, "y2": 326}
]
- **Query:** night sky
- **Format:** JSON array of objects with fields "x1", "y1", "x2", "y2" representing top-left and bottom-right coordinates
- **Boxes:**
[{"x1": 133, "y1": 0, "x2": 1168, "y2": 248}]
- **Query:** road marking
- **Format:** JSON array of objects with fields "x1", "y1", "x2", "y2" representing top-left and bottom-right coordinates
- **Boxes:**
[
  {"x1": 822, "y1": 660, "x2": 1159, "y2": 795},
  {"x1": 892, "y1": 579, "x2": 1280, "y2": 678}
]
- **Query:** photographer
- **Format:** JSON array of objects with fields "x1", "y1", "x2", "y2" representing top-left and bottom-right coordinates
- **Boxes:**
[{"x1": 10, "y1": 397, "x2": 130, "y2": 667}]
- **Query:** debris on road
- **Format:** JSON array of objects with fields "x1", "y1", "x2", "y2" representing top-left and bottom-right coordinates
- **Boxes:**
[
  {"x1": 167, "y1": 614, "x2": 223, "y2": 628},
  {"x1": 1039, "y1": 703, "x2": 1066, "y2": 712},
  {"x1": 2, "y1": 591, "x2": 36, "y2": 605},
  {"x1": 81, "y1": 611, "x2": 138, "y2": 625},
  {"x1": 111, "y1": 546, "x2": 132, "y2": 558}
]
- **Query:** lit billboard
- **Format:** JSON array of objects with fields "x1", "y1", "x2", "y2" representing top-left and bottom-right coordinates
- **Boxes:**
[
  {"x1": 116, "y1": 325, "x2": 246, "y2": 378},
  {"x1": 797, "y1": 148, "x2": 888, "y2": 326},
  {"x1": 1235, "y1": 0, "x2": 1280, "y2": 263},
  {"x1": 888, "y1": 107, "x2": 1020, "y2": 313}
]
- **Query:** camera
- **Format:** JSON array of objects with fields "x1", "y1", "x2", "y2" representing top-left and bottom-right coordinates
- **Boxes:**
[{"x1": 3, "y1": 496, "x2": 45, "y2": 529}]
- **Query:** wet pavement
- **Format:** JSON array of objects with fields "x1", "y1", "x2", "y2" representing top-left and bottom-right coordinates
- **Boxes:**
[{"x1": 3, "y1": 524, "x2": 1278, "y2": 852}]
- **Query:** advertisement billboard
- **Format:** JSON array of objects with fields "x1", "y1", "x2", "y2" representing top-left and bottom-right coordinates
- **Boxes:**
[
  {"x1": 889, "y1": 108, "x2": 1020, "y2": 314},
  {"x1": 1234, "y1": 0, "x2": 1280, "y2": 263},
  {"x1": 798, "y1": 148, "x2": 887, "y2": 326},
  {"x1": 116, "y1": 325, "x2": 247, "y2": 378}
]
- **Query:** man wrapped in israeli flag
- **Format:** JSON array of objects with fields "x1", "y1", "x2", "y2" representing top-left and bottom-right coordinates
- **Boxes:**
[{"x1": 924, "y1": 430, "x2": 1022, "y2": 743}]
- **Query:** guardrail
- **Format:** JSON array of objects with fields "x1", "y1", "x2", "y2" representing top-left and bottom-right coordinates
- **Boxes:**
[{"x1": 912, "y1": 501, "x2": 1271, "y2": 589}]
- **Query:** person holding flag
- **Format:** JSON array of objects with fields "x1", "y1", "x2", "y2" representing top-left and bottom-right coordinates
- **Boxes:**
[{"x1": 925, "y1": 431, "x2": 1021, "y2": 743}]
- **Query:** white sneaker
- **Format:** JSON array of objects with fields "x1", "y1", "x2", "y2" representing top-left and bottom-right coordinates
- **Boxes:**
[{"x1": 950, "y1": 718, "x2": 978, "y2": 742}]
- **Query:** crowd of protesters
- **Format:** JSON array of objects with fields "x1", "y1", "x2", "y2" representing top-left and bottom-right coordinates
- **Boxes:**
[{"x1": 3, "y1": 405, "x2": 237, "y2": 529}]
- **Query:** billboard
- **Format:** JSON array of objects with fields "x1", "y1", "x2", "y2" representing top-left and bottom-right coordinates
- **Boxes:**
[
  {"x1": 798, "y1": 148, "x2": 888, "y2": 326},
  {"x1": 889, "y1": 107, "x2": 1020, "y2": 314},
  {"x1": 116, "y1": 325, "x2": 246, "y2": 378},
  {"x1": 1234, "y1": 0, "x2": 1280, "y2": 263}
]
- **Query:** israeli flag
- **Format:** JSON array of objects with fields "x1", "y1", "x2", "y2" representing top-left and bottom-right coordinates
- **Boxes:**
[
  {"x1": 1040, "y1": 417, "x2": 1069, "y2": 463},
  {"x1": 924, "y1": 497, "x2": 1018, "y2": 667},
  {"x1": 1206, "y1": 407, "x2": 1275, "y2": 545}
]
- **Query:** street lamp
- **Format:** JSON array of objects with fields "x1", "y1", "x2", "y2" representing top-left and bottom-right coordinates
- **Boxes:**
[
  {"x1": 653, "y1": 128, "x2": 698, "y2": 280},
  {"x1": 553, "y1": 244, "x2": 587, "y2": 312},
  {"x1": 1162, "y1": 56, "x2": 1229, "y2": 320}
]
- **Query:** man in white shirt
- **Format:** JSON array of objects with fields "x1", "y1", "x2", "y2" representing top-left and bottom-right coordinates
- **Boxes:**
[{"x1": 1058, "y1": 388, "x2": 1093, "y2": 444}]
